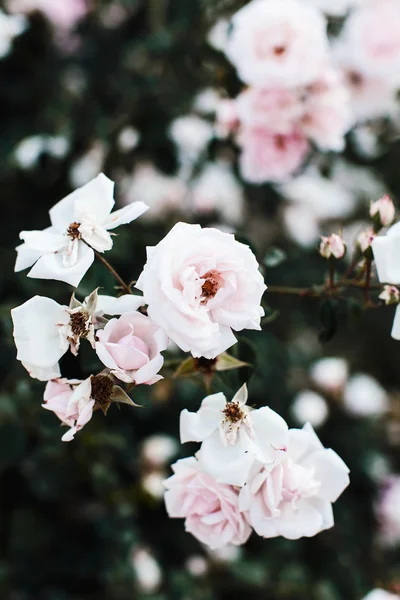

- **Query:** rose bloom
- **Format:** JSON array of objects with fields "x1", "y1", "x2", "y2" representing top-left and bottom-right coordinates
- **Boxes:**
[
  {"x1": 301, "y1": 70, "x2": 352, "y2": 152},
  {"x1": 235, "y1": 87, "x2": 304, "y2": 134},
  {"x1": 239, "y1": 423, "x2": 350, "y2": 540},
  {"x1": 95, "y1": 311, "x2": 169, "y2": 384},
  {"x1": 42, "y1": 377, "x2": 94, "y2": 442},
  {"x1": 340, "y1": 0, "x2": 400, "y2": 82},
  {"x1": 135, "y1": 222, "x2": 266, "y2": 359},
  {"x1": 164, "y1": 457, "x2": 251, "y2": 549},
  {"x1": 225, "y1": 0, "x2": 330, "y2": 87},
  {"x1": 239, "y1": 127, "x2": 309, "y2": 184}
]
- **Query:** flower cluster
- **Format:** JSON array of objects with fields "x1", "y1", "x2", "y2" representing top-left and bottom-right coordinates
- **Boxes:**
[
  {"x1": 211, "y1": 0, "x2": 400, "y2": 184},
  {"x1": 164, "y1": 385, "x2": 350, "y2": 548},
  {"x1": 11, "y1": 174, "x2": 266, "y2": 442}
]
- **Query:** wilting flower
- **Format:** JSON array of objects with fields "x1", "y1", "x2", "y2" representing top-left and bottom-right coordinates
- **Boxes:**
[
  {"x1": 43, "y1": 377, "x2": 94, "y2": 442},
  {"x1": 95, "y1": 311, "x2": 169, "y2": 384},
  {"x1": 372, "y1": 222, "x2": 400, "y2": 283},
  {"x1": 239, "y1": 423, "x2": 350, "y2": 539},
  {"x1": 11, "y1": 291, "x2": 143, "y2": 380},
  {"x1": 15, "y1": 173, "x2": 148, "y2": 287},
  {"x1": 136, "y1": 222, "x2": 266, "y2": 359},
  {"x1": 225, "y1": 0, "x2": 329, "y2": 87},
  {"x1": 376, "y1": 476, "x2": 400, "y2": 546},
  {"x1": 319, "y1": 233, "x2": 346, "y2": 259},
  {"x1": 370, "y1": 195, "x2": 396, "y2": 228},
  {"x1": 238, "y1": 127, "x2": 309, "y2": 184},
  {"x1": 164, "y1": 457, "x2": 251, "y2": 549},
  {"x1": 180, "y1": 385, "x2": 288, "y2": 486}
]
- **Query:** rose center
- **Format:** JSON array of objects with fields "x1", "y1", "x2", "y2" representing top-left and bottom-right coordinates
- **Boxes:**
[
  {"x1": 273, "y1": 45, "x2": 286, "y2": 56},
  {"x1": 201, "y1": 271, "x2": 221, "y2": 303},
  {"x1": 90, "y1": 374, "x2": 113, "y2": 405},
  {"x1": 69, "y1": 310, "x2": 89, "y2": 337},
  {"x1": 67, "y1": 222, "x2": 82, "y2": 239},
  {"x1": 223, "y1": 401, "x2": 245, "y2": 424}
]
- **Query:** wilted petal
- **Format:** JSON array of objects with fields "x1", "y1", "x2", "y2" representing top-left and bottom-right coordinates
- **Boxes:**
[{"x1": 22, "y1": 361, "x2": 61, "y2": 381}]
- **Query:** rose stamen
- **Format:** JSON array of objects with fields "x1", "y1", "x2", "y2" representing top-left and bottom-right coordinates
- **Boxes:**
[
  {"x1": 90, "y1": 374, "x2": 113, "y2": 406},
  {"x1": 67, "y1": 222, "x2": 82, "y2": 240},
  {"x1": 223, "y1": 401, "x2": 245, "y2": 424},
  {"x1": 69, "y1": 311, "x2": 89, "y2": 338}
]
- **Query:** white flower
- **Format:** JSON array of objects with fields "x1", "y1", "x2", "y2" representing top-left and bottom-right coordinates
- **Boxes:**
[
  {"x1": 225, "y1": 0, "x2": 330, "y2": 87},
  {"x1": 0, "y1": 9, "x2": 26, "y2": 59},
  {"x1": 117, "y1": 126, "x2": 140, "y2": 152},
  {"x1": 180, "y1": 385, "x2": 289, "y2": 486},
  {"x1": 291, "y1": 390, "x2": 329, "y2": 428},
  {"x1": 239, "y1": 423, "x2": 350, "y2": 540},
  {"x1": 372, "y1": 222, "x2": 400, "y2": 285},
  {"x1": 136, "y1": 222, "x2": 266, "y2": 359},
  {"x1": 310, "y1": 357, "x2": 349, "y2": 394},
  {"x1": 189, "y1": 161, "x2": 244, "y2": 226},
  {"x1": 132, "y1": 548, "x2": 162, "y2": 593},
  {"x1": 15, "y1": 173, "x2": 148, "y2": 287},
  {"x1": 11, "y1": 291, "x2": 143, "y2": 380},
  {"x1": 169, "y1": 115, "x2": 214, "y2": 169},
  {"x1": 362, "y1": 591, "x2": 400, "y2": 600},
  {"x1": 343, "y1": 373, "x2": 389, "y2": 417}
]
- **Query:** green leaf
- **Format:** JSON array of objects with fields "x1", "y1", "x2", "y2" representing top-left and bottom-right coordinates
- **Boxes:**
[
  {"x1": 172, "y1": 356, "x2": 196, "y2": 379},
  {"x1": 216, "y1": 352, "x2": 249, "y2": 371},
  {"x1": 111, "y1": 385, "x2": 141, "y2": 407}
]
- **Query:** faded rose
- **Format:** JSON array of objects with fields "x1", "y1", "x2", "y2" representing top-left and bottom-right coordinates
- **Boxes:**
[{"x1": 136, "y1": 223, "x2": 266, "y2": 359}]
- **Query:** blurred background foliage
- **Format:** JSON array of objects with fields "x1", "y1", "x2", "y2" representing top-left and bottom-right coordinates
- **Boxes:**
[{"x1": 0, "y1": 0, "x2": 399, "y2": 599}]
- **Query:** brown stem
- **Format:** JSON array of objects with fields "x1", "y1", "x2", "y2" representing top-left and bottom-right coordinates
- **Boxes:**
[
  {"x1": 328, "y1": 262, "x2": 335, "y2": 289},
  {"x1": 364, "y1": 259, "x2": 372, "y2": 305},
  {"x1": 94, "y1": 250, "x2": 132, "y2": 295}
]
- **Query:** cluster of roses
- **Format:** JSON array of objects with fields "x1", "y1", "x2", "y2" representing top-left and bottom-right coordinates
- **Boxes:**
[
  {"x1": 213, "y1": 0, "x2": 400, "y2": 184},
  {"x1": 11, "y1": 172, "x2": 266, "y2": 441},
  {"x1": 165, "y1": 385, "x2": 350, "y2": 548},
  {"x1": 11, "y1": 173, "x2": 351, "y2": 547}
]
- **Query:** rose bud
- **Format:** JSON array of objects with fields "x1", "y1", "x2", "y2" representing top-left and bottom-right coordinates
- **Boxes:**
[
  {"x1": 370, "y1": 195, "x2": 395, "y2": 229},
  {"x1": 357, "y1": 227, "x2": 376, "y2": 258},
  {"x1": 319, "y1": 233, "x2": 346, "y2": 260},
  {"x1": 379, "y1": 285, "x2": 400, "y2": 306}
]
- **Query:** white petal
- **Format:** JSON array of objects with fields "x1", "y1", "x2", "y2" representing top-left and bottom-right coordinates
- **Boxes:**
[
  {"x1": 180, "y1": 392, "x2": 226, "y2": 443},
  {"x1": 197, "y1": 428, "x2": 255, "y2": 486},
  {"x1": 251, "y1": 407, "x2": 289, "y2": 464},
  {"x1": 11, "y1": 296, "x2": 69, "y2": 368},
  {"x1": 61, "y1": 426, "x2": 77, "y2": 442},
  {"x1": 27, "y1": 242, "x2": 94, "y2": 287},
  {"x1": 301, "y1": 449, "x2": 350, "y2": 502},
  {"x1": 95, "y1": 294, "x2": 145, "y2": 316},
  {"x1": 20, "y1": 230, "x2": 66, "y2": 253},
  {"x1": 277, "y1": 499, "x2": 325, "y2": 540},
  {"x1": 372, "y1": 236, "x2": 400, "y2": 284},
  {"x1": 391, "y1": 304, "x2": 400, "y2": 340},
  {"x1": 103, "y1": 201, "x2": 148, "y2": 230},
  {"x1": 79, "y1": 225, "x2": 113, "y2": 253},
  {"x1": 232, "y1": 383, "x2": 248, "y2": 406},
  {"x1": 15, "y1": 243, "x2": 42, "y2": 272},
  {"x1": 50, "y1": 173, "x2": 115, "y2": 231},
  {"x1": 22, "y1": 361, "x2": 61, "y2": 381}
]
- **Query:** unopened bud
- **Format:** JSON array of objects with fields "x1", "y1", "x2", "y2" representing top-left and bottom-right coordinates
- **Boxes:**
[
  {"x1": 379, "y1": 285, "x2": 400, "y2": 305},
  {"x1": 370, "y1": 195, "x2": 395, "y2": 228},
  {"x1": 319, "y1": 233, "x2": 346, "y2": 260},
  {"x1": 357, "y1": 227, "x2": 375, "y2": 257}
]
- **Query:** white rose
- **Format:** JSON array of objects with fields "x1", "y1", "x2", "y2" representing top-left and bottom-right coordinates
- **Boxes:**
[{"x1": 136, "y1": 222, "x2": 266, "y2": 359}]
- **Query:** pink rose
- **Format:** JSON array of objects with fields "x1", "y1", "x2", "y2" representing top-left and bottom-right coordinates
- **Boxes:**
[
  {"x1": 215, "y1": 99, "x2": 239, "y2": 138},
  {"x1": 135, "y1": 223, "x2": 266, "y2": 359},
  {"x1": 239, "y1": 423, "x2": 350, "y2": 539},
  {"x1": 301, "y1": 70, "x2": 352, "y2": 151},
  {"x1": 235, "y1": 87, "x2": 304, "y2": 134},
  {"x1": 225, "y1": 0, "x2": 330, "y2": 87},
  {"x1": 95, "y1": 312, "x2": 168, "y2": 384},
  {"x1": 340, "y1": 0, "x2": 400, "y2": 82},
  {"x1": 42, "y1": 377, "x2": 94, "y2": 442},
  {"x1": 164, "y1": 457, "x2": 251, "y2": 549},
  {"x1": 239, "y1": 127, "x2": 309, "y2": 184}
]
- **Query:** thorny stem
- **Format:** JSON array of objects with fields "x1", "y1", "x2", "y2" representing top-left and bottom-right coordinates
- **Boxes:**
[{"x1": 94, "y1": 250, "x2": 132, "y2": 295}]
